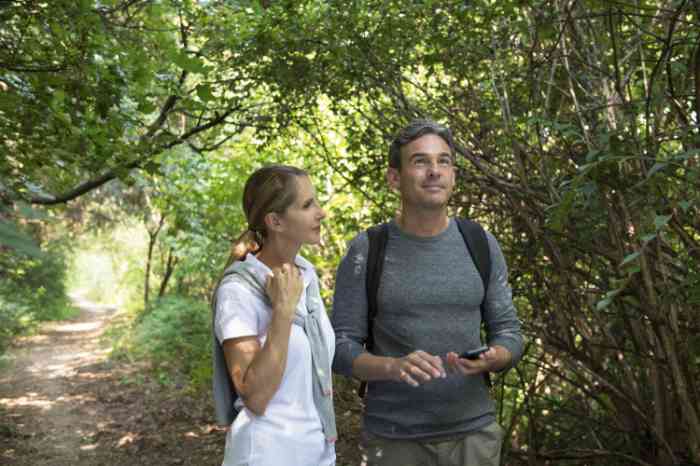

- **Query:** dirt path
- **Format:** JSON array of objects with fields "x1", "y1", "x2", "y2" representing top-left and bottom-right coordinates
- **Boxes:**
[{"x1": 0, "y1": 296, "x2": 224, "y2": 466}]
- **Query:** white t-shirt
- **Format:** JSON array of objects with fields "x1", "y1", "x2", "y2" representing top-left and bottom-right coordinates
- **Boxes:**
[{"x1": 214, "y1": 253, "x2": 336, "y2": 466}]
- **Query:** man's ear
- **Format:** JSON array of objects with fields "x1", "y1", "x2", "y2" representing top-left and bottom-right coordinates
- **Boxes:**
[
  {"x1": 263, "y1": 212, "x2": 283, "y2": 233},
  {"x1": 386, "y1": 167, "x2": 400, "y2": 191}
]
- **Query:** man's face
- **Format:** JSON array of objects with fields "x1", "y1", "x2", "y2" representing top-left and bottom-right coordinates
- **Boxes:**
[{"x1": 387, "y1": 134, "x2": 455, "y2": 211}]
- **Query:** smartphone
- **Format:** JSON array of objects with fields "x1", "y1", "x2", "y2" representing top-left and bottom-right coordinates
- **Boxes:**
[{"x1": 459, "y1": 345, "x2": 489, "y2": 360}]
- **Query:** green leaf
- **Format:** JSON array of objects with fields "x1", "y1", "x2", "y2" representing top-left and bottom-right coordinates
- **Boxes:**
[
  {"x1": 16, "y1": 202, "x2": 49, "y2": 221},
  {"x1": 137, "y1": 98, "x2": 158, "y2": 114},
  {"x1": 596, "y1": 296, "x2": 613, "y2": 311},
  {"x1": 672, "y1": 148, "x2": 700, "y2": 162},
  {"x1": 596, "y1": 289, "x2": 623, "y2": 311},
  {"x1": 654, "y1": 214, "x2": 672, "y2": 231},
  {"x1": 196, "y1": 84, "x2": 214, "y2": 102},
  {"x1": 0, "y1": 220, "x2": 42, "y2": 257},
  {"x1": 143, "y1": 160, "x2": 161, "y2": 175},
  {"x1": 546, "y1": 189, "x2": 576, "y2": 233},
  {"x1": 641, "y1": 233, "x2": 656, "y2": 244},
  {"x1": 173, "y1": 52, "x2": 206, "y2": 74},
  {"x1": 620, "y1": 251, "x2": 641, "y2": 267},
  {"x1": 647, "y1": 162, "x2": 666, "y2": 178},
  {"x1": 585, "y1": 149, "x2": 600, "y2": 163},
  {"x1": 52, "y1": 89, "x2": 66, "y2": 106}
]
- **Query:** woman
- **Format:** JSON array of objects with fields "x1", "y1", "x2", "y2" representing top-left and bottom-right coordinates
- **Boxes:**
[{"x1": 212, "y1": 165, "x2": 336, "y2": 466}]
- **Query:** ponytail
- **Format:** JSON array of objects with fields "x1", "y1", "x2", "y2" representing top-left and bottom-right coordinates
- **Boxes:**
[
  {"x1": 223, "y1": 228, "x2": 261, "y2": 270},
  {"x1": 212, "y1": 229, "x2": 261, "y2": 304}
]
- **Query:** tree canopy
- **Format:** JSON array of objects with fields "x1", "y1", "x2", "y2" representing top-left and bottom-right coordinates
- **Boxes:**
[{"x1": 2, "y1": 1, "x2": 699, "y2": 464}]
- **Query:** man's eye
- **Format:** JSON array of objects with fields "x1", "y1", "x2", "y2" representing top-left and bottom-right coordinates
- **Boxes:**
[{"x1": 414, "y1": 159, "x2": 427, "y2": 166}]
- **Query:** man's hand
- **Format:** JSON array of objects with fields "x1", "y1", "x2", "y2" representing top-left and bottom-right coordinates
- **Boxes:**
[
  {"x1": 446, "y1": 345, "x2": 512, "y2": 376},
  {"x1": 389, "y1": 350, "x2": 446, "y2": 387}
]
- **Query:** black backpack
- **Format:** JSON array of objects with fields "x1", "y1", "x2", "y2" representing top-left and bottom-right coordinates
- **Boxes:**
[{"x1": 359, "y1": 218, "x2": 492, "y2": 396}]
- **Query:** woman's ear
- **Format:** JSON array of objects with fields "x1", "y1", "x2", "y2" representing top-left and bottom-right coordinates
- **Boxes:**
[{"x1": 263, "y1": 212, "x2": 283, "y2": 233}]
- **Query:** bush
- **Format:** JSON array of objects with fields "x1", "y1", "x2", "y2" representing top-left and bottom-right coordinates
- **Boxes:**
[
  {"x1": 0, "y1": 244, "x2": 73, "y2": 354},
  {"x1": 128, "y1": 295, "x2": 212, "y2": 388}
]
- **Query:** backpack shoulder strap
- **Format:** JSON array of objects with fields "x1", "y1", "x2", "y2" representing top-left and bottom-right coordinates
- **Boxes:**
[
  {"x1": 455, "y1": 218, "x2": 493, "y2": 388},
  {"x1": 455, "y1": 218, "x2": 491, "y2": 300},
  {"x1": 365, "y1": 223, "x2": 389, "y2": 352},
  {"x1": 358, "y1": 223, "x2": 388, "y2": 398}
]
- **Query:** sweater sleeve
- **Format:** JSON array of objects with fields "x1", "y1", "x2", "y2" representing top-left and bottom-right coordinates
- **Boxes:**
[
  {"x1": 482, "y1": 231, "x2": 525, "y2": 370},
  {"x1": 330, "y1": 232, "x2": 370, "y2": 378}
]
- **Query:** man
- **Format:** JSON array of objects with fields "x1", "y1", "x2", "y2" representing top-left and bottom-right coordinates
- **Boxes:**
[{"x1": 331, "y1": 119, "x2": 523, "y2": 466}]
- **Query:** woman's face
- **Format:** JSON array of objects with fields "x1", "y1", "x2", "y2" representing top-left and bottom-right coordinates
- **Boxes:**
[{"x1": 277, "y1": 176, "x2": 326, "y2": 246}]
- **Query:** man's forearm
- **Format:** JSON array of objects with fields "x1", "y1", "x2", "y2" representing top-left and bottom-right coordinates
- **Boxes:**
[
  {"x1": 351, "y1": 352, "x2": 398, "y2": 382},
  {"x1": 351, "y1": 350, "x2": 447, "y2": 386},
  {"x1": 487, "y1": 344, "x2": 513, "y2": 372}
]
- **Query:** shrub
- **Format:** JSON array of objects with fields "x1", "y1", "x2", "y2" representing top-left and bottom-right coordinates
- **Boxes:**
[
  {"x1": 128, "y1": 295, "x2": 212, "y2": 388},
  {"x1": 0, "y1": 245, "x2": 74, "y2": 354}
]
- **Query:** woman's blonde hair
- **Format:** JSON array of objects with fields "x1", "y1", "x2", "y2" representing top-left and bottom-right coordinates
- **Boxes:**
[{"x1": 224, "y1": 164, "x2": 308, "y2": 268}]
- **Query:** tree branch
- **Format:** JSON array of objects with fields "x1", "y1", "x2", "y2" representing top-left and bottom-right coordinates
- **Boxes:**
[{"x1": 30, "y1": 102, "x2": 242, "y2": 205}]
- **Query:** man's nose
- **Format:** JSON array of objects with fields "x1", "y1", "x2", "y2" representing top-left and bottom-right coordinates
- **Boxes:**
[{"x1": 426, "y1": 163, "x2": 441, "y2": 176}]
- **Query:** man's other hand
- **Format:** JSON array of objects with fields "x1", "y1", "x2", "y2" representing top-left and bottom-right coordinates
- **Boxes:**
[
  {"x1": 390, "y1": 350, "x2": 447, "y2": 387},
  {"x1": 446, "y1": 345, "x2": 512, "y2": 375}
]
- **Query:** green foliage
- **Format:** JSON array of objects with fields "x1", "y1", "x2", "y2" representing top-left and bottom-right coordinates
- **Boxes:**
[
  {"x1": 139, "y1": 144, "x2": 255, "y2": 298},
  {"x1": 0, "y1": 242, "x2": 72, "y2": 353},
  {"x1": 127, "y1": 295, "x2": 212, "y2": 389},
  {"x1": 1, "y1": 1, "x2": 174, "y2": 199},
  {"x1": 1, "y1": 0, "x2": 302, "y2": 206},
  {"x1": 0, "y1": 218, "x2": 41, "y2": 257}
]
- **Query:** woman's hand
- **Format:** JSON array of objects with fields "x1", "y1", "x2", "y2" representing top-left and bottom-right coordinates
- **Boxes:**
[{"x1": 265, "y1": 263, "x2": 303, "y2": 321}]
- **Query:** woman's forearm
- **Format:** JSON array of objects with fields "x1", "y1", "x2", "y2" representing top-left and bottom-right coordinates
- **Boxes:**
[{"x1": 235, "y1": 310, "x2": 294, "y2": 415}]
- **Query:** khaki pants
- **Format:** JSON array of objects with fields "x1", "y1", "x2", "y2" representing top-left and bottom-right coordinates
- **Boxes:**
[{"x1": 360, "y1": 422, "x2": 504, "y2": 466}]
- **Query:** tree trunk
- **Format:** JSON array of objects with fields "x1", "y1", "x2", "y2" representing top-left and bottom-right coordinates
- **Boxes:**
[
  {"x1": 157, "y1": 248, "x2": 177, "y2": 298},
  {"x1": 144, "y1": 214, "x2": 165, "y2": 309}
]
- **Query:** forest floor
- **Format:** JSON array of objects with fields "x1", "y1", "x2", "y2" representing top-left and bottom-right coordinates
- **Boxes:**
[{"x1": 0, "y1": 296, "x2": 363, "y2": 465}]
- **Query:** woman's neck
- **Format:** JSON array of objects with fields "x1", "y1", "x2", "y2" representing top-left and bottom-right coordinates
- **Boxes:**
[{"x1": 255, "y1": 237, "x2": 300, "y2": 270}]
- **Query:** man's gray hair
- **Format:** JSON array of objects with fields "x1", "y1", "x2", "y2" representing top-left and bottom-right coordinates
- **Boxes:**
[{"x1": 388, "y1": 119, "x2": 456, "y2": 169}]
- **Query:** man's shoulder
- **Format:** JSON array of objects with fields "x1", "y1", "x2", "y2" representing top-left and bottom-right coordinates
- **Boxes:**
[
  {"x1": 453, "y1": 217, "x2": 500, "y2": 249},
  {"x1": 346, "y1": 228, "x2": 371, "y2": 253}
]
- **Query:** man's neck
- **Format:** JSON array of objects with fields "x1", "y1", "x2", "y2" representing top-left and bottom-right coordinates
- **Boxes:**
[{"x1": 396, "y1": 208, "x2": 450, "y2": 237}]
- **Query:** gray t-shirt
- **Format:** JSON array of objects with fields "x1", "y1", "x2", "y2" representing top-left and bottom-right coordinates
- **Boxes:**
[{"x1": 331, "y1": 219, "x2": 523, "y2": 439}]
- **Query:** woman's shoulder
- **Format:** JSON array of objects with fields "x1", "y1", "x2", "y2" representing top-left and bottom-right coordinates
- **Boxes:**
[
  {"x1": 215, "y1": 274, "x2": 259, "y2": 305},
  {"x1": 218, "y1": 272, "x2": 252, "y2": 290}
]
